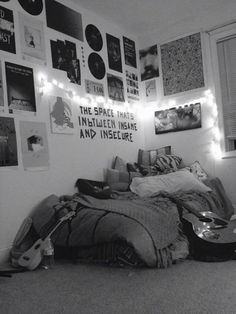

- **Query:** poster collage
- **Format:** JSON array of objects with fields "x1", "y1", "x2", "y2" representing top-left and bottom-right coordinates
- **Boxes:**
[{"x1": 0, "y1": 0, "x2": 205, "y2": 169}]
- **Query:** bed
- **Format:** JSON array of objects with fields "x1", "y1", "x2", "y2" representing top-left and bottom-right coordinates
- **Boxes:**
[{"x1": 10, "y1": 147, "x2": 235, "y2": 269}]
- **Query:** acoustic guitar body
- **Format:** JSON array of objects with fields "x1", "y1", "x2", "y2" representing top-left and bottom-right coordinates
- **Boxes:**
[{"x1": 182, "y1": 211, "x2": 236, "y2": 261}]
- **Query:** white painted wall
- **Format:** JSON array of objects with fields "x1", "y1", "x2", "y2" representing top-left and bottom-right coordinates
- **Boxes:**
[
  {"x1": 138, "y1": 2, "x2": 236, "y2": 208},
  {"x1": 0, "y1": 0, "x2": 144, "y2": 262}
]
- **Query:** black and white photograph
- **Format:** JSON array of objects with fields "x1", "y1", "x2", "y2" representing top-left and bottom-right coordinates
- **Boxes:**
[
  {"x1": 145, "y1": 79, "x2": 157, "y2": 102},
  {"x1": 85, "y1": 79, "x2": 104, "y2": 96},
  {"x1": 18, "y1": 0, "x2": 43, "y2": 16},
  {"x1": 106, "y1": 33, "x2": 122, "y2": 73},
  {"x1": 0, "y1": 116, "x2": 18, "y2": 167},
  {"x1": 5, "y1": 62, "x2": 36, "y2": 113},
  {"x1": 46, "y1": 0, "x2": 83, "y2": 41},
  {"x1": 20, "y1": 121, "x2": 50, "y2": 170},
  {"x1": 0, "y1": 5, "x2": 16, "y2": 54},
  {"x1": 107, "y1": 73, "x2": 125, "y2": 102},
  {"x1": 154, "y1": 102, "x2": 201, "y2": 134},
  {"x1": 126, "y1": 69, "x2": 139, "y2": 101},
  {"x1": 123, "y1": 36, "x2": 137, "y2": 68},
  {"x1": 19, "y1": 13, "x2": 46, "y2": 64},
  {"x1": 88, "y1": 52, "x2": 106, "y2": 80},
  {"x1": 85, "y1": 24, "x2": 103, "y2": 52},
  {"x1": 139, "y1": 44, "x2": 159, "y2": 81},
  {"x1": 0, "y1": 60, "x2": 4, "y2": 111}
]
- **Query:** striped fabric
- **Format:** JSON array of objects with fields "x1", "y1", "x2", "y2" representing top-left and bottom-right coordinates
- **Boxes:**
[{"x1": 153, "y1": 154, "x2": 182, "y2": 173}]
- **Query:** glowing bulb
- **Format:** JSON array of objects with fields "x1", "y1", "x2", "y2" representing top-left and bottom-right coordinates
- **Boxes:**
[
  {"x1": 44, "y1": 81, "x2": 53, "y2": 93},
  {"x1": 38, "y1": 72, "x2": 47, "y2": 84},
  {"x1": 58, "y1": 83, "x2": 64, "y2": 89},
  {"x1": 52, "y1": 79, "x2": 58, "y2": 86}
]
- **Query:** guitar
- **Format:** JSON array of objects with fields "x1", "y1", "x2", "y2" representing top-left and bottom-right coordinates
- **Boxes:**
[
  {"x1": 18, "y1": 210, "x2": 76, "y2": 270},
  {"x1": 181, "y1": 205, "x2": 236, "y2": 261}
]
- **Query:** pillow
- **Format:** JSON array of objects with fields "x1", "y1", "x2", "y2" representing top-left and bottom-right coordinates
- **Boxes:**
[
  {"x1": 138, "y1": 145, "x2": 171, "y2": 166},
  {"x1": 189, "y1": 161, "x2": 208, "y2": 181},
  {"x1": 106, "y1": 168, "x2": 142, "y2": 191},
  {"x1": 153, "y1": 154, "x2": 182, "y2": 173},
  {"x1": 113, "y1": 156, "x2": 128, "y2": 172},
  {"x1": 130, "y1": 169, "x2": 212, "y2": 197}
]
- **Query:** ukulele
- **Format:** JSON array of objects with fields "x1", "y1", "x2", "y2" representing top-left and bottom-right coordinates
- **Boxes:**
[{"x1": 18, "y1": 210, "x2": 76, "y2": 270}]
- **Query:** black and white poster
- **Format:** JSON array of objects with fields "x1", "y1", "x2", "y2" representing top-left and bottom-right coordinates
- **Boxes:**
[
  {"x1": 154, "y1": 103, "x2": 201, "y2": 134},
  {"x1": 19, "y1": 13, "x2": 46, "y2": 64},
  {"x1": 20, "y1": 121, "x2": 50, "y2": 170},
  {"x1": 50, "y1": 39, "x2": 81, "y2": 85},
  {"x1": 145, "y1": 79, "x2": 157, "y2": 102},
  {"x1": 5, "y1": 62, "x2": 36, "y2": 113},
  {"x1": 0, "y1": 5, "x2": 16, "y2": 54},
  {"x1": 123, "y1": 36, "x2": 137, "y2": 68},
  {"x1": 18, "y1": 0, "x2": 43, "y2": 16},
  {"x1": 0, "y1": 116, "x2": 18, "y2": 167},
  {"x1": 85, "y1": 79, "x2": 104, "y2": 96},
  {"x1": 139, "y1": 44, "x2": 159, "y2": 81},
  {"x1": 46, "y1": 0, "x2": 83, "y2": 41},
  {"x1": 106, "y1": 34, "x2": 122, "y2": 73},
  {"x1": 88, "y1": 53, "x2": 105, "y2": 80},
  {"x1": 0, "y1": 60, "x2": 4, "y2": 111},
  {"x1": 126, "y1": 70, "x2": 139, "y2": 101},
  {"x1": 85, "y1": 24, "x2": 103, "y2": 52},
  {"x1": 107, "y1": 73, "x2": 124, "y2": 102}
]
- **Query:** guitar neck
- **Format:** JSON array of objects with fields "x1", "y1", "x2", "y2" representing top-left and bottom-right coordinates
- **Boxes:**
[
  {"x1": 174, "y1": 199, "x2": 203, "y2": 219},
  {"x1": 42, "y1": 220, "x2": 64, "y2": 241}
]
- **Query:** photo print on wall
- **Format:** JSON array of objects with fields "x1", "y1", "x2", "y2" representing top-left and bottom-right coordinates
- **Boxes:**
[
  {"x1": 49, "y1": 96, "x2": 74, "y2": 134},
  {"x1": 161, "y1": 32, "x2": 205, "y2": 95},
  {"x1": 88, "y1": 52, "x2": 106, "y2": 80},
  {"x1": 50, "y1": 39, "x2": 81, "y2": 85},
  {"x1": 0, "y1": 116, "x2": 18, "y2": 167},
  {"x1": 46, "y1": 0, "x2": 83, "y2": 42},
  {"x1": 139, "y1": 44, "x2": 159, "y2": 81},
  {"x1": 123, "y1": 36, "x2": 137, "y2": 68},
  {"x1": 154, "y1": 102, "x2": 201, "y2": 134},
  {"x1": 107, "y1": 73, "x2": 125, "y2": 102},
  {"x1": 19, "y1": 121, "x2": 50, "y2": 170},
  {"x1": 106, "y1": 34, "x2": 122, "y2": 73},
  {"x1": 18, "y1": 13, "x2": 46, "y2": 65},
  {"x1": 145, "y1": 79, "x2": 157, "y2": 102},
  {"x1": 5, "y1": 62, "x2": 36, "y2": 114},
  {"x1": 85, "y1": 79, "x2": 104, "y2": 97},
  {"x1": 0, "y1": 60, "x2": 4, "y2": 111},
  {"x1": 126, "y1": 70, "x2": 139, "y2": 101},
  {"x1": 0, "y1": 5, "x2": 16, "y2": 54},
  {"x1": 18, "y1": 0, "x2": 43, "y2": 16},
  {"x1": 85, "y1": 24, "x2": 103, "y2": 52}
]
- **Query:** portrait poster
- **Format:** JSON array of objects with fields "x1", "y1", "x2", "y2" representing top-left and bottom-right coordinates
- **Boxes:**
[
  {"x1": 5, "y1": 62, "x2": 36, "y2": 114},
  {"x1": 49, "y1": 96, "x2": 74, "y2": 134},
  {"x1": 0, "y1": 5, "x2": 16, "y2": 54},
  {"x1": 126, "y1": 70, "x2": 139, "y2": 101},
  {"x1": 139, "y1": 44, "x2": 159, "y2": 81},
  {"x1": 45, "y1": 0, "x2": 83, "y2": 42},
  {"x1": 123, "y1": 36, "x2": 137, "y2": 68},
  {"x1": 154, "y1": 102, "x2": 201, "y2": 134},
  {"x1": 0, "y1": 116, "x2": 18, "y2": 167},
  {"x1": 161, "y1": 33, "x2": 205, "y2": 95},
  {"x1": 0, "y1": 60, "x2": 4, "y2": 111},
  {"x1": 107, "y1": 73, "x2": 124, "y2": 102},
  {"x1": 106, "y1": 34, "x2": 122, "y2": 73},
  {"x1": 19, "y1": 121, "x2": 49, "y2": 170},
  {"x1": 18, "y1": 13, "x2": 46, "y2": 65},
  {"x1": 145, "y1": 80, "x2": 157, "y2": 102}
]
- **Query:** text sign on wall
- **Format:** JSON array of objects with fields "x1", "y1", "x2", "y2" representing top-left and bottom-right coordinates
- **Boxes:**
[{"x1": 78, "y1": 105, "x2": 138, "y2": 142}]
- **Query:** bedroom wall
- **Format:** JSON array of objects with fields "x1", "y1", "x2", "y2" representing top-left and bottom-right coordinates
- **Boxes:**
[
  {"x1": 138, "y1": 1, "x2": 236, "y2": 208},
  {"x1": 0, "y1": 0, "x2": 144, "y2": 262}
]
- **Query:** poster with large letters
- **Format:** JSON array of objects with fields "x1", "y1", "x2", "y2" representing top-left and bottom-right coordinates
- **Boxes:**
[{"x1": 0, "y1": 5, "x2": 16, "y2": 54}]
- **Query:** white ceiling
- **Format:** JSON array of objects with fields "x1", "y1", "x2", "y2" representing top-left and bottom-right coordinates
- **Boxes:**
[{"x1": 71, "y1": 0, "x2": 235, "y2": 36}]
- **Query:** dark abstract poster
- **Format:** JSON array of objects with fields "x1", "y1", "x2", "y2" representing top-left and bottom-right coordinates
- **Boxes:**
[
  {"x1": 106, "y1": 34, "x2": 122, "y2": 73},
  {"x1": 123, "y1": 36, "x2": 137, "y2": 68},
  {"x1": 88, "y1": 52, "x2": 105, "y2": 80},
  {"x1": 154, "y1": 102, "x2": 201, "y2": 134},
  {"x1": 0, "y1": 5, "x2": 16, "y2": 54},
  {"x1": 5, "y1": 62, "x2": 36, "y2": 113},
  {"x1": 0, "y1": 116, "x2": 18, "y2": 167},
  {"x1": 46, "y1": 0, "x2": 83, "y2": 41},
  {"x1": 85, "y1": 24, "x2": 103, "y2": 52},
  {"x1": 161, "y1": 33, "x2": 205, "y2": 95},
  {"x1": 139, "y1": 44, "x2": 159, "y2": 81},
  {"x1": 18, "y1": 0, "x2": 43, "y2": 16},
  {"x1": 107, "y1": 73, "x2": 124, "y2": 102}
]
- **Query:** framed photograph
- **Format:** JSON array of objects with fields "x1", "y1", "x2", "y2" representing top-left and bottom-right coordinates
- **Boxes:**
[
  {"x1": 49, "y1": 96, "x2": 74, "y2": 134},
  {"x1": 19, "y1": 13, "x2": 46, "y2": 64},
  {"x1": 107, "y1": 73, "x2": 124, "y2": 102},
  {"x1": 154, "y1": 102, "x2": 201, "y2": 134},
  {"x1": 5, "y1": 62, "x2": 36, "y2": 114}
]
